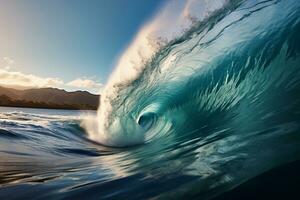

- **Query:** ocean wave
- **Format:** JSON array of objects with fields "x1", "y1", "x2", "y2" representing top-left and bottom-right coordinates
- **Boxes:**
[{"x1": 87, "y1": 0, "x2": 300, "y2": 147}]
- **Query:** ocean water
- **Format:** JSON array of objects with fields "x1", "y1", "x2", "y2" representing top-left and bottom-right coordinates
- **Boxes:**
[{"x1": 1, "y1": 0, "x2": 300, "y2": 199}]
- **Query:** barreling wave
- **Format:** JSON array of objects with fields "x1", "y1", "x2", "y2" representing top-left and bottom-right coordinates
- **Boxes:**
[{"x1": 86, "y1": 0, "x2": 300, "y2": 147}]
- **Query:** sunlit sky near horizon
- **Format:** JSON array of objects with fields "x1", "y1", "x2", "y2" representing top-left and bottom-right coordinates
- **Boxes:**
[{"x1": 0, "y1": 0, "x2": 165, "y2": 94}]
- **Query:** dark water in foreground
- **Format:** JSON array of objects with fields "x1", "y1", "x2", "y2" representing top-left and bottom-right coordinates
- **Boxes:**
[
  {"x1": 0, "y1": 103, "x2": 300, "y2": 200},
  {"x1": 1, "y1": 0, "x2": 300, "y2": 199}
]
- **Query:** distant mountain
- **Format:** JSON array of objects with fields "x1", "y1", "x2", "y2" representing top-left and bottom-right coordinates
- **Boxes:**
[{"x1": 0, "y1": 86, "x2": 100, "y2": 110}]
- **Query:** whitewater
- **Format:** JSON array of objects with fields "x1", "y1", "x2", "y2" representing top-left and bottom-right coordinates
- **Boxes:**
[{"x1": 1, "y1": 0, "x2": 300, "y2": 199}]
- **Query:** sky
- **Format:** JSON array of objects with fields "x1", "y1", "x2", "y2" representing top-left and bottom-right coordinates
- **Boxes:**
[{"x1": 0, "y1": 0, "x2": 165, "y2": 94}]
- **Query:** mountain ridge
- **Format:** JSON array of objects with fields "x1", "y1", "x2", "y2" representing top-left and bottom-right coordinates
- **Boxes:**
[{"x1": 0, "y1": 86, "x2": 100, "y2": 110}]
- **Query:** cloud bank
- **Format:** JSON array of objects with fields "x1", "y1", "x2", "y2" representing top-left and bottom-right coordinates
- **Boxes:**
[
  {"x1": 0, "y1": 57, "x2": 102, "y2": 94},
  {"x1": 67, "y1": 78, "x2": 103, "y2": 89}
]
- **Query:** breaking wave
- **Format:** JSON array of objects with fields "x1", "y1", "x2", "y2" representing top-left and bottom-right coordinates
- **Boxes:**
[{"x1": 87, "y1": 0, "x2": 300, "y2": 148}]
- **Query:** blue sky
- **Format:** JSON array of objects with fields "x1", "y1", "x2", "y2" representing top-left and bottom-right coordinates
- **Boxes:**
[{"x1": 0, "y1": 0, "x2": 165, "y2": 93}]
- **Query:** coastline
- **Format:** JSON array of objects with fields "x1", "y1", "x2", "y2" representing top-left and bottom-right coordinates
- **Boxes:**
[
  {"x1": 0, "y1": 97, "x2": 98, "y2": 110},
  {"x1": 0, "y1": 104, "x2": 97, "y2": 111}
]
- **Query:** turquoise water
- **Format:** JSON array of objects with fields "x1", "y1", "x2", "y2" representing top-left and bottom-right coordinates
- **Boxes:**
[{"x1": 1, "y1": 0, "x2": 300, "y2": 199}]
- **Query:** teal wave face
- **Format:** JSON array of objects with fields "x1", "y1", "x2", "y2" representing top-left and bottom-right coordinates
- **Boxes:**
[{"x1": 94, "y1": 0, "x2": 300, "y2": 148}]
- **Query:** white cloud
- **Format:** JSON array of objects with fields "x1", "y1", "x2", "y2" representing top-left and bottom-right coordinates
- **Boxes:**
[
  {"x1": 66, "y1": 78, "x2": 103, "y2": 93},
  {"x1": 0, "y1": 69, "x2": 64, "y2": 89},
  {"x1": 0, "y1": 57, "x2": 103, "y2": 94},
  {"x1": 3, "y1": 57, "x2": 14, "y2": 65},
  {"x1": 2, "y1": 57, "x2": 15, "y2": 70},
  {"x1": 67, "y1": 78, "x2": 103, "y2": 92},
  {"x1": 0, "y1": 66, "x2": 102, "y2": 94}
]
